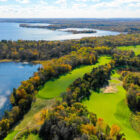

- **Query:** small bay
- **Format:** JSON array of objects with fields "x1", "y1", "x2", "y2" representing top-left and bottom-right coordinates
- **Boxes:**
[{"x1": 0, "y1": 62, "x2": 40, "y2": 118}]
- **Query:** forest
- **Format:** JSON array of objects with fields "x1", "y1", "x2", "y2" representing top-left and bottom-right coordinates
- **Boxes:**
[
  {"x1": 0, "y1": 33, "x2": 140, "y2": 140},
  {"x1": 0, "y1": 34, "x2": 140, "y2": 61}
]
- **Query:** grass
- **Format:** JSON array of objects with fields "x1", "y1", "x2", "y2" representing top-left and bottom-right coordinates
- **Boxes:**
[
  {"x1": 117, "y1": 45, "x2": 140, "y2": 56},
  {"x1": 4, "y1": 98, "x2": 54, "y2": 140},
  {"x1": 21, "y1": 134, "x2": 41, "y2": 140},
  {"x1": 4, "y1": 131, "x2": 19, "y2": 140},
  {"x1": 37, "y1": 56, "x2": 112, "y2": 99},
  {"x1": 83, "y1": 71, "x2": 140, "y2": 140},
  {"x1": 130, "y1": 112, "x2": 140, "y2": 134},
  {"x1": 14, "y1": 98, "x2": 54, "y2": 130}
]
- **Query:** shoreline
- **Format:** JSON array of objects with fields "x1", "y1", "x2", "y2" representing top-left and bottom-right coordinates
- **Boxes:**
[{"x1": 0, "y1": 59, "x2": 39, "y2": 65}]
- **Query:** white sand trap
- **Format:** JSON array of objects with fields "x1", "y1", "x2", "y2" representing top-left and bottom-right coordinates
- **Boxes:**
[{"x1": 103, "y1": 86, "x2": 117, "y2": 93}]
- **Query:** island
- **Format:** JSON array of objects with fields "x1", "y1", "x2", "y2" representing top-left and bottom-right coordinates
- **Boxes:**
[
  {"x1": 20, "y1": 24, "x2": 49, "y2": 29},
  {"x1": 64, "y1": 30, "x2": 97, "y2": 34}
]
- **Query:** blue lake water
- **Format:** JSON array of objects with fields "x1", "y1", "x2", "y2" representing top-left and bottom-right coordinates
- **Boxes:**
[
  {"x1": 0, "y1": 62, "x2": 40, "y2": 118},
  {"x1": 0, "y1": 23, "x2": 120, "y2": 41}
]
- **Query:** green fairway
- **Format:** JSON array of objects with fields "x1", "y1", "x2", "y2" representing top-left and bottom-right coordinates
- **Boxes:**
[
  {"x1": 117, "y1": 45, "x2": 140, "y2": 55},
  {"x1": 83, "y1": 71, "x2": 140, "y2": 140},
  {"x1": 37, "y1": 56, "x2": 111, "y2": 99},
  {"x1": 21, "y1": 134, "x2": 41, "y2": 140},
  {"x1": 4, "y1": 131, "x2": 18, "y2": 140}
]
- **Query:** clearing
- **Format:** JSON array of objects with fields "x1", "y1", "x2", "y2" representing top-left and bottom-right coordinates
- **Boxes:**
[{"x1": 117, "y1": 45, "x2": 140, "y2": 56}]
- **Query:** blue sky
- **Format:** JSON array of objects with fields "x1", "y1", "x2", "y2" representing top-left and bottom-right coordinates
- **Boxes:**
[{"x1": 0, "y1": 0, "x2": 139, "y2": 18}]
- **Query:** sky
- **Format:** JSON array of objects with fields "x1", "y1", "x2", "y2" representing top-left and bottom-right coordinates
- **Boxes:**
[{"x1": 0, "y1": 0, "x2": 140, "y2": 18}]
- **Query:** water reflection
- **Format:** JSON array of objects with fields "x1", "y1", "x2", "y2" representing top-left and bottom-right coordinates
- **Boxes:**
[{"x1": 0, "y1": 62, "x2": 40, "y2": 118}]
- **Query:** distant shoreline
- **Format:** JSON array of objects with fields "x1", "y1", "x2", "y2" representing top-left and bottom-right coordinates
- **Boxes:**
[
  {"x1": 19, "y1": 24, "x2": 97, "y2": 34},
  {"x1": 20, "y1": 24, "x2": 49, "y2": 28}
]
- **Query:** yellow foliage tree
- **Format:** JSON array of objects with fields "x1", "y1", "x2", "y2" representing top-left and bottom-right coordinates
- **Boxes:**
[{"x1": 110, "y1": 124, "x2": 120, "y2": 137}]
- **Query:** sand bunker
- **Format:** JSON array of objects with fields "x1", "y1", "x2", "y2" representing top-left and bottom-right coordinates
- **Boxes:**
[{"x1": 103, "y1": 86, "x2": 117, "y2": 93}]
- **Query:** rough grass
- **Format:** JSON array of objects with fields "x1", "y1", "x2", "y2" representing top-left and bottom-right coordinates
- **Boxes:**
[
  {"x1": 83, "y1": 71, "x2": 140, "y2": 140},
  {"x1": 130, "y1": 112, "x2": 140, "y2": 134},
  {"x1": 117, "y1": 45, "x2": 140, "y2": 56},
  {"x1": 4, "y1": 131, "x2": 18, "y2": 140},
  {"x1": 15, "y1": 98, "x2": 54, "y2": 130},
  {"x1": 37, "y1": 56, "x2": 112, "y2": 99},
  {"x1": 4, "y1": 98, "x2": 54, "y2": 140}
]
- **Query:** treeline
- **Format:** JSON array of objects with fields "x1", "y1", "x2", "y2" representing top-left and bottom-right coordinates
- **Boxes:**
[
  {"x1": 0, "y1": 34, "x2": 140, "y2": 61},
  {"x1": 26, "y1": 18, "x2": 140, "y2": 33},
  {"x1": 0, "y1": 40, "x2": 76, "y2": 61},
  {"x1": 80, "y1": 34, "x2": 140, "y2": 47},
  {"x1": 46, "y1": 23, "x2": 140, "y2": 33},
  {"x1": 0, "y1": 47, "x2": 97, "y2": 139},
  {"x1": 112, "y1": 50, "x2": 140, "y2": 68},
  {"x1": 121, "y1": 72, "x2": 140, "y2": 112}
]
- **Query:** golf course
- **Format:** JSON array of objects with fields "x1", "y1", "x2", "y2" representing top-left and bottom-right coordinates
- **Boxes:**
[
  {"x1": 5, "y1": 56, "x2": 111, "y2": 140},
  {"x1": 117, "y1": 45, "x2": 140, "y2": 56},
  {"x1": 37, "y1": 56, "x2": 112, "y2": 99},
  {"x1": 83, "y1": 71, "x2": 140, "y2": 140},
  {"x1": 4, "y1": 54, "x2": 140, "y2": 140}
]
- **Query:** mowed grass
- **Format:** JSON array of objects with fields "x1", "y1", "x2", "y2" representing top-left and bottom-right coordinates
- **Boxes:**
[
  {"x1": 117, "y1": 45, "x2": 140, "y2": 55},
  {"x1": 37, "y1": 56, "x2": 111, "y2": 99},
  {"x1": 21, "y1": 134, "x2": 41, "y2": 140},
  {"x1": 83, "y1": 71, "x2": 140, "y2": 140},
  {"x1": 4, "y1": 131, "x2": 18, "y2": 140}
]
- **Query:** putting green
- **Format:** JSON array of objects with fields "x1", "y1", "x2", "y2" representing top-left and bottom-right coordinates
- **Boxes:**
[
  {"x1": 37, "y1": 56, "x2": 111, "y2": 99},
  {"x1": 117, "y1": 45, "x2": 140, "y2": 56},
  {"x1": 83, "y1": 71, "x2": 140, "y2": 140}
]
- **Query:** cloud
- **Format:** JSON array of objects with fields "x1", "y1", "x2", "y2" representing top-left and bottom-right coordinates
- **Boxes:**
[
  {"x1": 0, "y1": 0, "x2": 7, "y2": 1},
  {"x1": 39, "y1": 0, "x2": 48, "y2": 5},
  {"x1": 16, "y1": 0, "x2": 30, "y2": 4},
  {"x1": 0, "y1": 0, "x2": 140, "y2": 18},
  {"x1": 55, "y1": 0, "x2": 67, "y2": 6}
]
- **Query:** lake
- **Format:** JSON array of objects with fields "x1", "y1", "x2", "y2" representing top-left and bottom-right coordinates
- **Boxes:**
[
  {"x1": 0, "y1": 62, "x2": 40, "y2": 118},
  {"x1": 0, "y1": 23, "x2": 120, "y2": 41}
]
